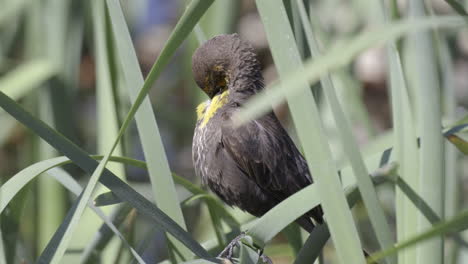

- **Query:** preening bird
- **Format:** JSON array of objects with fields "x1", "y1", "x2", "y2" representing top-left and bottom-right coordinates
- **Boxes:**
[{"x1": 191, "y1": 33, "x2": 323, "y2": 233}]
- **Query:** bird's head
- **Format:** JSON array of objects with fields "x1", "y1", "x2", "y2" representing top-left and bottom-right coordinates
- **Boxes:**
[{"x1": 192, "y1": 34, "x2": 262, "y2": 99}]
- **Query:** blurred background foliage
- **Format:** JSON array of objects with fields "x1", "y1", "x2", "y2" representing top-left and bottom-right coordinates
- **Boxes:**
[{"x1": 1, "y1": 0, "x2": 468, "y2": 263}]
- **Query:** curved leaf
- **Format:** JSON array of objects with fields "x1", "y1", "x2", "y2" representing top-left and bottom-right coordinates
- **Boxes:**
[
  {"x1": 234, "y1": 16, "x2": 466, "y2": 124},
  {"x1": 256, "y1": 1, "x2": 365, "y2": 262},
  {"x1": 368, "y1": 209, "x2": 468, "y2": 264},
  {"x1": 0, "y1": 60, "x2": 56, "y2": 101},
  {"x1": 296, "y1": 1, "x2": 394, "y2": 261},
  {"x1": 0, "y1": 91, "x2": 210, "y2": 259}
]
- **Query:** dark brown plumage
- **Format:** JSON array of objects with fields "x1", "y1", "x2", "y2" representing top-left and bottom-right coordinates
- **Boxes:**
[{"x1": 192, "y1": 33, "x2": 323, "y2": 232}]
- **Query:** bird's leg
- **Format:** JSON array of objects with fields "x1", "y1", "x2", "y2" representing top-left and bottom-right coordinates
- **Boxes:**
[
  {"x1": 217, "y1": 231, "x2": 247, "y2": 260},
  {"x1": 258, "y1": 248, "x2": 273, "y2": 264}
]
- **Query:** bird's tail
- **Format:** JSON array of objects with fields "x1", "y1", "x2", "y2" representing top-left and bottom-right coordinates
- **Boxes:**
[
  {"x1": 296, "y1": 215, "x2": 315, "y2": 233},
  {"x1": 296, "y1": 219, "x2": 372, "y2": 261}
]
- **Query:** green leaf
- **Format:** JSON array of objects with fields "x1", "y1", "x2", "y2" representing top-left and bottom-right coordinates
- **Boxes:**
[
  {"x1": 282, "y1": 224, "x2": 302, "y2": 257},
  {"x1": 0, "y1": 60, "x2": 56, "y2": 101},
  {"x1": 374, "y1": 2, "x2": 420, "y2": 263},
  {"x1": 0, "y1": 91, "x2": 210, "y2": 259},
  {"x1": 445, "y1": 134, "x2": 468, "y2": 155},
  {"x1": 0, "y1": 156, "x2": 70, "y2": 214},
  {"x1": 40, "y1": 138, "x2": 125, "y2": 263},
  {"x1": 246, "y1": 162, "x2": 394, "y2": 263},
  {"x1": 443, "y1": 123, "x2": 468, "y2": 135},
  {"x1": 450, "y1": 114, "x2": 468, "y2": 127},
  {"x1": 444, "y1": 122, "x2": 468, "y2": 155},
  {"x1": 0, "y1": 151, "x2": 240, "y2": 262},
  {"x1": 0, "y1": 114, "x2": 15, "y2": 143},
  {"x1": 0, "y1": 164, "x2": 145, "y2": 263},
  {"x1": 80, "y1": 204, "x2": 134, "y2": 264},
  {"x1": 239, "y1": 243, "x2": 260, "y2": 264},
  {"x1": 367, "y1": 209, "x2": 468, "y2": 264},
  {"x1": 105, "y1": 0, "x2": 214, "y2": 257},
  {"x1": 89, "y1": 1, "x2": 126, "y2": 261},
  {"x1": 246, "y1": 180, "x2": 319, "y2": 246},
  {"x1": 199, "y1": 0, "x2": 239, "y2": 38},
  {"x1": 0, "y1": 152, "x2": 239, "y2": 234},
  {"x1": 94, "y1": 191, "x2": 122, "y2": 207},
  {"x1": 294, "y1": 224, "x2": 329, "y2": 264},
  {"x1": 182, "y1": 194, "x2": 213, "y2": 207},
  {"x1": 444, "y1": 0, "x2": 468, "y2": 16},
  {"x1": 0, "y1": 231, "x2": 5, "y2": 264},
  {"x1": 392, "y1": 175, "x2": 468, "y2": 248},
  {"x1": 47, "y1": 169, "x2": 146, "y2": 264},
  {"x1": 255, "y1": 1, "x2": 366, "y2": 262},
  {"x1": 246, "y1": 163, "x2": 393, "y2": 247},
  {"x1": 234, "y1": 16, "x2": 466, "y2": 125},
  {"x1": 180, "y1": 259, "x2": 219, "y2": 264},
  {"x1": 106, "y1": 0, "x2": 185, "y2": 228},
  {"x1": 407, "y1": 2, "x2": 445, "y2": 264},
  {"x1": 296, "y1": 2, "x2": 394, "y2": 262},
  {"x1": 0, "y1": 0, "x2": 28, "y2": 26},
  {"x1": 438, "y1": 22, "x2": 460, "y2": 263},
  {"x1": 93, "y1": 0, "x2": 124, "y2": 178}
]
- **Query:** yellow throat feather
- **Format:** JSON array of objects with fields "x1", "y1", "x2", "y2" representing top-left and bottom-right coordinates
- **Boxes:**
[{"x1": 196, "y1": 90, "x2": 229, "y2": 127}]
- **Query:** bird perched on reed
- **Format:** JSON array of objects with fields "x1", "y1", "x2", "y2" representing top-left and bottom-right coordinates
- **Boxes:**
[{"x1": 191, "y1": 33, "x2": 323, "y2": 234}]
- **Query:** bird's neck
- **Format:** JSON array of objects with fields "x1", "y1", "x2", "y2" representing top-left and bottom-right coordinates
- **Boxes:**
[{"x1": 228, "y1": 56, "x2": 263, "y2": 101}]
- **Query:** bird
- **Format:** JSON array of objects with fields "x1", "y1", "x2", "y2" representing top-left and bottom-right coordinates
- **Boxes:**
[{"x1": 191, "y1": 33, "x2": 324, "y2": 235}]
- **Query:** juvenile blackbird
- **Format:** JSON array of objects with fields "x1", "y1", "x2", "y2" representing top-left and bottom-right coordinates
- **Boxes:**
[{"x1": 192, "y1": 33, "x2": 323, "y2": 233}]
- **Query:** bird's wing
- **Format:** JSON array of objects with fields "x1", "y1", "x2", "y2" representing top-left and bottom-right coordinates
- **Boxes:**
[{"x1": 220, "y1": 112, "x2": 311, "y2": 199}]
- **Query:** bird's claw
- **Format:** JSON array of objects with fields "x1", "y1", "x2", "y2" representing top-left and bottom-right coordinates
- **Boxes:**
[
  {"x1": 258, "y1": 250, "x2": 273, "y2": 264},
  {"x1": 217, "y1": 232, "x2": 247, "y2": 260},
  {"x1": 218, "y1": 232, "x2": 273, "y2": 263}
]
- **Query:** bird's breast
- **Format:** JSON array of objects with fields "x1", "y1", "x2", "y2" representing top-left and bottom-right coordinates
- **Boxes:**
[{"x1": 193, "y1": 117, "x2": 222, "y2": 185}]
